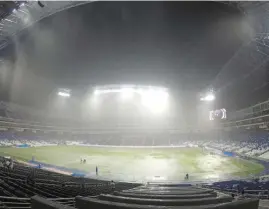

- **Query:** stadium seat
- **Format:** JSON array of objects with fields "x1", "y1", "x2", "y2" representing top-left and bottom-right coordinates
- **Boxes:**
[{"x1": 31, "y1": 195, "x2": 76, "y2": 209}]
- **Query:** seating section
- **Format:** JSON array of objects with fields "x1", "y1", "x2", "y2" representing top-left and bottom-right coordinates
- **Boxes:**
[
  {"x1": 75, "y1": 184, "x2": 259, "y2": 209},
  {"x1": 205, "y1": 131, "x2": 269, "y2": 157},
  {"x1": 0, "y1": 160, "x2": 137, "y2": 198},
  {"x1": 1, "y1": 129, "x2": 269, "y2": 158},
  {"x1": 0, "y1": 100, "x2": 269, "y2": 158},
  {"x1": 203, "y1": 179, "x2": 269, "y2": 199},
  {"x1": 0, "y1": 156, "x2": 263, "y2": 209}
]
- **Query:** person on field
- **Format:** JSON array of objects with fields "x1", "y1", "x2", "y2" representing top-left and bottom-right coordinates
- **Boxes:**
[{"x1": 96, "y1": 166, "x2": 98, "y2": 176}]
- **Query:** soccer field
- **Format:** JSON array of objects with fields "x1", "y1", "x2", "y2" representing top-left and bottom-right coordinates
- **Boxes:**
[{"x1": 0, "y1": 146, "x2": 264, "y2": 182}]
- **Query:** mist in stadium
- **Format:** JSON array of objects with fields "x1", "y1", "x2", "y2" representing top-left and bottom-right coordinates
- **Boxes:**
[{"x1": 0, "y1": 1, "x2": 268, "y2": 209}]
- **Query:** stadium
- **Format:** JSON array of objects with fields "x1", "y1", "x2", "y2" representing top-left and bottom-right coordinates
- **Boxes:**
[{"x1": 0, "y1": 1, "x2": 268, "y2": 209}]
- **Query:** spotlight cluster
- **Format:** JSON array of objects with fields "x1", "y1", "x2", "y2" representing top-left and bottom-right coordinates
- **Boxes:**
[
  {"x1": 92, "y1": 85, "x2": 170, "y2": 114},
  {"x1": 200, "y1": 94, "x2": 215, "y2": 101},
  {"x1": 57, "y1": 88, "x2": 71, "y2": 98},
  {"x1": 200, "y1": 88, "x2": 215, "y2": 102}
]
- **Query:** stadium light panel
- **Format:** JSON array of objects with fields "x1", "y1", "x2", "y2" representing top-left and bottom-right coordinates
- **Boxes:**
[{"x1": 58, "y1": 91, "x2": 70, "y2": 97}]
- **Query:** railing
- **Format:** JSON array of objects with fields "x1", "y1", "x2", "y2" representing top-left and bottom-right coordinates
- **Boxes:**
[
  {"x1": 47, "y1": 197, "x2": 75, "y2": 207},
  {"x1": 0, "y1": 196, "x2": 31, "y2": 209},
  {"x1": 206, "y1": 187, "x2": 269, "y2": 199},
  {"x1": 84, "y1": 169, "x2": 264, "y2": 184},
  {"x1": 0, "y1": 196, "x2": 76, "y2": 208}
]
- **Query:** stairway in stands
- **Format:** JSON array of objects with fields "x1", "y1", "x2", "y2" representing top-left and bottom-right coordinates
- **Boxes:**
[{"x1": 74, "y1": 183, "x2": 260, "y2": 209}]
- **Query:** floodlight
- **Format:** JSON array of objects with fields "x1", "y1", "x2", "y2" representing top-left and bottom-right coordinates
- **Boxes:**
[
  {"x1": 58, "y1": 91, "x2": 70, "y2": 97},
  {"x1": 205, "y1": 94, "x2": 215, "y2": 101},
  {"x1": 141, "y1": 89, "x2": 169, "y2": 114},
  {"x1": 200, "y1": 94, "x2": 215, "y2": 101},
  {"x1": 120, "y1": 87, "x2": 134, "y2": 100},
  {"x1": 93, "y1": 89, "x2": 100, "y2": 95}
]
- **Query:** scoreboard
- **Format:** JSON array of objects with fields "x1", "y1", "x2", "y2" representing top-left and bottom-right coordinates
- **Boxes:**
[{"x1": 209, "y1": 108, "x2": 227, "y2": 121}]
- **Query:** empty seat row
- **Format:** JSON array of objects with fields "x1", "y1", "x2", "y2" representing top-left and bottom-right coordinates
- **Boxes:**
[
  {"x1": 75, "y1": 196, "x2": 259, "y2": 209},
  {"x1": 71, "y1": 184, "x2": 260, "y2": 209},
  {"x1": 0, "y1": 161, "x2": 137, "y2": 198}
]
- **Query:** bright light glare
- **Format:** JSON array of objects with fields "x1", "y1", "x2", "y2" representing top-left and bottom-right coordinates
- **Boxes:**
[
  {"x1": 205, "y1": 94, "x2": 215, "y2": 101},
  {"x1": 200, "y1": 94, "x2": 215, "y2": 101},
  {"x1": 93, "y1": 86, "x2": 168, "y2": 96},
  {"x1": 94, "y1": 89, "x2": 100, "y2": 95},
  {"x1": 58, "y1": 92, "x2": 70, "y2": 97},
  {"x1": 141, "y1": 89, "x2": 169, "y2": 114},
  {"x1": 121, "y1": 87, "x2": 134, "y2": 100},
  {"x1": 92, "y1": 85, "x2": 170, "y2": 114}
]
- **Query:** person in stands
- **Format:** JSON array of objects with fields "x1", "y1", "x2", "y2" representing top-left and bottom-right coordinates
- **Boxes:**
[
  {"x1": 26, "y1": 168, "x2": 35, "y2": 186},
  {"x1": 9, "y1": 159, "x2": 14, "y2": 170},
  {"x1": 5, "y1": 159, "x2": 10, "y2": 169},
  {"x1": 241, "y1": 188, "x2": 245, "y2": 197},
  {"x1": 111, "y1": 180, "x2": 115, "y2": 191}
]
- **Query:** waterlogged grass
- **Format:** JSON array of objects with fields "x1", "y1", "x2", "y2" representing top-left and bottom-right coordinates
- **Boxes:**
[{"x1": 0, "y1": 146, "x2": 264, "y2": 181}]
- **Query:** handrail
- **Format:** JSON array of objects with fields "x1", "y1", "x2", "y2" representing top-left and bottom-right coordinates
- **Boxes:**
[
  {"x1": 47, "y1": 198, "x2": 75, "y2": 201},
  {"x1": 223, "y1": 113, "x2": 269, "y2": 124},
  {"x1": 7, "y1": 207, "x2": 30, "y2": 209},
  {"x1": 2, "y1": 202, "x2": 30, "y2": 205},
  {"x1": 0, "y1": 196, "x2": 30, "y2": 201}
]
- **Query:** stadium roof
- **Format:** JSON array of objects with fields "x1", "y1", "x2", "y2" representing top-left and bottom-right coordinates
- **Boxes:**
[
  {"x1": 0, "y1": 1, "x2": 268, "y2": 111},
  {"x1": 212, "y1": 2, "x2": 269, "y2": 110},
  {"x1": 0, "y1": 1, "x2": 90, "y2": 50}
]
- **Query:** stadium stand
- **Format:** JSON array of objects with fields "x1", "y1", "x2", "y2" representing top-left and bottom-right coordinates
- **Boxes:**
[
  {"x1": 202, "y1": 179, "x2": 269, "y2": 200},
  {"x1": 0, "y1": 155, "x2": 262, "y2": 209},
  {"x1": 205, "y1": 130, "x2": 269, "y2": 158},
  {"x1": 75, "y1": 184, "x2": 259, "y2": 209},
  {"x1": 0, "y1": 156, "x2": 139, "y2": 208},
  {"x1": 1, "y1": 127, "x2": 269, "y2": 159},
  {"x1": 0, "y1": 100, "x2": 268, "y2": 209},
  {"x1": 0, "y1": 100, "x2": 269, "y2": 209}
]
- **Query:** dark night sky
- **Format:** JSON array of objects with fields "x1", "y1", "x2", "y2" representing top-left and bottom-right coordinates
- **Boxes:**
[{"x1": 0, "y1": 1, "x2": 254, "y2": 110}]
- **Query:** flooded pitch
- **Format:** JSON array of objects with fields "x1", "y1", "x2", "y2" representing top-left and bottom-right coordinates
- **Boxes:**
[{"x1": 0, "y1": 146, "x2": 264, "y2": 182}]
